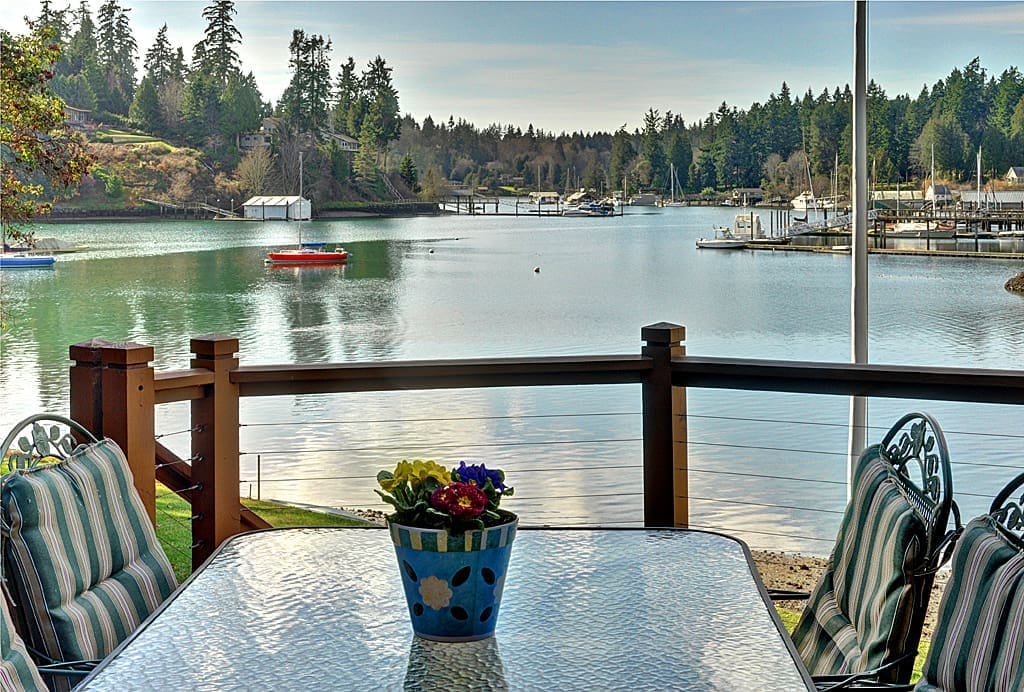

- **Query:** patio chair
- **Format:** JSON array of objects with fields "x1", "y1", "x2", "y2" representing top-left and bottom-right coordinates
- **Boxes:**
[
  {"x1": 1, "y1": 414, "x2": 178, "y2": 690},
  {"x1": 788, "y1": 412, "x2": 961, "y2": 687},
  {"x1": 911, "y1": 470, "x2": 1024, "y2": 691},
  {"x1": 1, "y1": 595, "x2": 46, "y2": 691}
]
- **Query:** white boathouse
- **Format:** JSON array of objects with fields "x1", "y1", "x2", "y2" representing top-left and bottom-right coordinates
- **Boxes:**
[{"x1": 242, "y1": 196, "x2": 312, "y2": 220}]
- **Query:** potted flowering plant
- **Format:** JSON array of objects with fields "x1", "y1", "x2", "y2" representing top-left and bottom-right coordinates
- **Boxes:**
[
  {"x1": 376, "y1": 459, "x2": 517, "y2": 642},
  {"x1": 376, "y1": 459, "x2": 515, "y2": 533}
]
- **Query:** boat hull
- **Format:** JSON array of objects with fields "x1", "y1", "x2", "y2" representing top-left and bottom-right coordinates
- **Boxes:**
[
  {"x1": 0, "y1": 254, "x2": 56, "y2": 268},
  {"x1": 266, "y1": 249, "x2": 349, "y2": 264},
  {"x1": 696, "y1": 239, "x2": 747, "y2": 249}
]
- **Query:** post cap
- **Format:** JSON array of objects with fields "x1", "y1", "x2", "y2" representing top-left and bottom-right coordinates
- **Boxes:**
[
  {"x1": 641, "y1": 323, "x2": 685, "y2": 345},
  {"x1": 69, "y1": 338, "x2": 115, "y2": 363},
  {"x1": 191, "y1": 335, "x2": 240, "y2": 357},
  {"x1": 100, "y1": 342, "x2": 155, "y2": 365}
]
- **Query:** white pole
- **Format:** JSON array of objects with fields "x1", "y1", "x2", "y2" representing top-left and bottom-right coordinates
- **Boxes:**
[{"x1": 848, "y1": 0, "x2": 869, "y2": 493}]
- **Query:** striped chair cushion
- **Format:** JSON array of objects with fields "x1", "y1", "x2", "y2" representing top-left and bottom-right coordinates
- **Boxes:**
[
  {"x1": 791, "y1": 446, "x2": 928, "y2": 681},
  {"x1": 915, "y1": 516, "x2": 1024, "y2": 691},
  {"x1": 1, "y1": 438, "x2": 177, "y2": 668},
  {"x1": 1, "y1": 595, "x2": 46, "y2": 691}
]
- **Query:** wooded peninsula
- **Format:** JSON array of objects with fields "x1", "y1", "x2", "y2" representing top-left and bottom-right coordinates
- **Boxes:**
[{"x1": 4, "y1": 0, "x2": 1024, "y2": 222}]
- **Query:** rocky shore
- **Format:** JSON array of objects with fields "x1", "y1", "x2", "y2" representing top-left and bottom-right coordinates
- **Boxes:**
[{"x1": 1006, "y1": 271, "x2": 1024, "y2": 293}]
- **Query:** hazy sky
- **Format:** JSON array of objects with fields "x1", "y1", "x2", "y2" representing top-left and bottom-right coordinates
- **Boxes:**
[{"x1": 6, "y1": 1, "x2": 1024, "y2": 133}]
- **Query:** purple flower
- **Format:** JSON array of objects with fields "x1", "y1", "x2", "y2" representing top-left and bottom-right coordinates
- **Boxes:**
[{"x1": 453, "y1": 461, "x2": 506, "y2": 491}]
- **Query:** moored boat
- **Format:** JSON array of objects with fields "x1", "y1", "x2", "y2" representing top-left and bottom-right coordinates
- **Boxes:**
[
  {"x1": 696, "y1": 226, "x2": 746, "y2": 249},
  {"x1": 265, "y1": 243, "x2": 349, "y2": 264},
  {"x1": 0, "y1": 254, "x2": 56, "y2": 268},
  {"x1": 887, "y1": 221, "x2": 956, "y2": 238}
]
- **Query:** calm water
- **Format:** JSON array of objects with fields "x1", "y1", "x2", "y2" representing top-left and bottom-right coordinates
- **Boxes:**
[{"x1": 2, "y1": 206, "x2": 1022, "y2": 553}]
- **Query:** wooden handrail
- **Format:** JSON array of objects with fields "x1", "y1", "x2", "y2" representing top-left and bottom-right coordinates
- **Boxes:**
[
  {"x1": 154, "y1": 369, "x2": 216, "y2": 404},
  {"x1": 230, "y1": 355, "x2": 652, "y2": 396},
  {"x1": 671, "y1": 357, "x2": 1024, "y2": 404}
]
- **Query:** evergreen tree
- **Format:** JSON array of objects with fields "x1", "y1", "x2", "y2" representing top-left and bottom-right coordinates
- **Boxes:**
[
  {"x1": 95, "y1": 0, "x2": 136, "y2": 114},
  {"x1": 640, "y1": 108, "x2": 667, "y2": 189},
  {"x1": 990, "y1": 67, "x2": 1024, "y2": 137},
  {"x1": 363, "y1": 55, "x2": 401, "y2": 163},
  {"x1": 61, "y1": 1, "x2": 96, "y2": 76},
  {"x1": 197, "y1": 0, "x2": 242, "y2": 82},
  {"x1": 180, "y1": 72, "x2": 222, "y2": 144},
  {"x1": 354, "y1": 99, "x2": 383, "y2": 179},
  {"x1": 129, "y1": 76, "x2": 162, "y2": 131},
  {"x1": 278, "y1": 30, "x2": 332, "y2": 132},
  {"x1": 332, "y1": 56, "x2": 357, "y2": 134},
  {"x1": 399, "y1": 152, "x2": 419, "y2": 190},
  {"x1": 609, "y1": 127, "x2": 635, "y2": 192},
  {"x1": 219, "y1": 71, "x2": 265, "y2": 141},
  {"x1": 144, "y1": 24, "x2": 176, "y2": 85}
]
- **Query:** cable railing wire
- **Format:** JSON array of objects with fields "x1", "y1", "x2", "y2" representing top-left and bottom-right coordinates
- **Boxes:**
[{"x1": 239, "y1": 411, "x2": 1024, "y2": 442}]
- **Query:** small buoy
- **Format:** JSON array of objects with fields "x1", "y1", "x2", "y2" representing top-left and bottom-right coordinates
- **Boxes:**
[
  {"x1": 533, "y1": 266, "x2": 540, "y2": 273},
  {"x1": 428, "y1": 249, "x2": 434, "y2": 254}
]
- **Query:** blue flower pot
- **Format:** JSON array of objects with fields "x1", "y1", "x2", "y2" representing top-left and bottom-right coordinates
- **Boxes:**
[{"x1": 389, "y1": 518, "x2": 518, "y2": 642}]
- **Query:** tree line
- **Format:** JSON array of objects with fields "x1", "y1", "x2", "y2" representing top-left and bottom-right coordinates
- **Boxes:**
[{"x1": 6, "y1": 0, "x2": 1024, "y2": 219}]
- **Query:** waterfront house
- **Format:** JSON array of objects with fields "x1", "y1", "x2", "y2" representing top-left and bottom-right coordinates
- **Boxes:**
[
  {"x1": 1006, "y1": 167, "x2": 1024, "y2": 183},
  {"x1": 242, "y1": 195, "x2": 312, "y2": 220},
  {"x1": 63, "y1": 105, "x2": 92, "y2": 128},
  {"x1": 926, "y1": 184, "x2": 953, "y2": 207}
]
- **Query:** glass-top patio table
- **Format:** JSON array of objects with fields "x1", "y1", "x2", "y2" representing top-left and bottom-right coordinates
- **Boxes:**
[{"x1": 79, "y1": 527, "x2": 813, "y2": 691}]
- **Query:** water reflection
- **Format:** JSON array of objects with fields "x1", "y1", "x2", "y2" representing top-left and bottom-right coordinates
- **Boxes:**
[{"x1": 2, "y1": 214, "x2": 1021, "y2": 554}]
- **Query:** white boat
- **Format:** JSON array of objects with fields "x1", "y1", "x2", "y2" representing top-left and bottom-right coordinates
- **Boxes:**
[
  {"x1": 791, "y1": 191, "x2": 817, "y2": 211},
  {"x1": 562, "y1": 201, "x2": 614, "y2": 217},
  {"x1": 887, "y1": 221, "x2": 956, "y2": 238},
  {"x1": 696, "y1": 226, "x2": 746, "y2": 249},
  {"x1": 627, "y1": 193, "x2": 658, "y2": 206}
]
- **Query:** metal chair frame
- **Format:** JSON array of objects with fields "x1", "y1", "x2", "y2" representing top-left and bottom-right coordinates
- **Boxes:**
[{"x1": 783, "y1": 412, "x2": 962, "y2": 689}]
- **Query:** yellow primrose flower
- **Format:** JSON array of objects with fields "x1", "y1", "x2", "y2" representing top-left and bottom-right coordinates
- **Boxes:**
[{"x1": 392, "y1": 459, "x2": 450, "y2": 488}]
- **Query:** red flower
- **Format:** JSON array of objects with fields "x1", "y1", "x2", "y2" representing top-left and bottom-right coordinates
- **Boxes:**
[{"x1": 430, "y1": 482, "x2": 487, "y2": 520}]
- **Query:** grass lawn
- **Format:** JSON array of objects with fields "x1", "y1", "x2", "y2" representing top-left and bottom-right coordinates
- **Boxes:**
[
  {"x1": 775, "y1": 607, "x2": 928, "y2": 681},
  {"x1": 155, "y1": 484, "x2": 370, "y2": 583}
]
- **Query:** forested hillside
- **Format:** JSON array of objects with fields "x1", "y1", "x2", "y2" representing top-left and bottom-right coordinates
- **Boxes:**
[{"x1": 22, "y1": 0, "x2": 1024, "y2": 211}]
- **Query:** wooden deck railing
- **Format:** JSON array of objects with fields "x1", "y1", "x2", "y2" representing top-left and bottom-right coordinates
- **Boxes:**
[{"x1": 68, "y1": 323, "x2": 1024, "y2": 570}]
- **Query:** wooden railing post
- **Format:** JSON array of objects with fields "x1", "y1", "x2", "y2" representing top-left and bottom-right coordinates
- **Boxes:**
[
  {"x1": 99, "y1": 342, "x2": 157, "y2": 522},
  {"x1": 190, "y1": 335, "x2": 241, "y2": 569},
  {"x1": 69, "y1": 338, "x2": 114, "y2": 437},
  {"x1": 641, "y1": 323, "x2": 688, "y2": 527}
]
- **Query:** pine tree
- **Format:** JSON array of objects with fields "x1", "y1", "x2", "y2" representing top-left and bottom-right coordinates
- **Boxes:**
[
  {"x1": 144, "y1": 24, "x2": 175, "y2": 85},
  {"x1": 95, "y1": 0, "x2": 136, "y2": 114},
  {"x1": 278, "y1": 30, "x2": 332, "y2": 132},
  {"x1": 354, "y1": 99, "x2": 383, "y2": 180},
  {"x1": 333, "y1": 56, "x2": 357, "y2": 134},
  {"x1": 129, "y1": 75, "x2": 162, "y2": 131},
  {"x1": 399, "y1": 152, "x2": 419, "y2": 190},
  {"x1": 197, "y1": 1, "x2": 242, "y2": 82}
]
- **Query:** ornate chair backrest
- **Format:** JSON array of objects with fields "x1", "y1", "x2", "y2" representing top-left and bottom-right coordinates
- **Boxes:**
[
  {"x1": 989, "y1": 470, "x2": 1024, "y2": 543},
  {"x1": 878, "y1": 411, "x2": 958, "y2": 568},
  {"x1": 1, "y1": 414, "x2": 98, "y2": 472}
]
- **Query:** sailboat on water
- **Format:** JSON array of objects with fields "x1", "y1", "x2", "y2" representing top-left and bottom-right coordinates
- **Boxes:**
[
  {"x1": 661, "y1": 163, "x2": 687, "y2": 207},
  {"x1": 265, "y1": 152, "x2": 351, "y2": 265}
]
